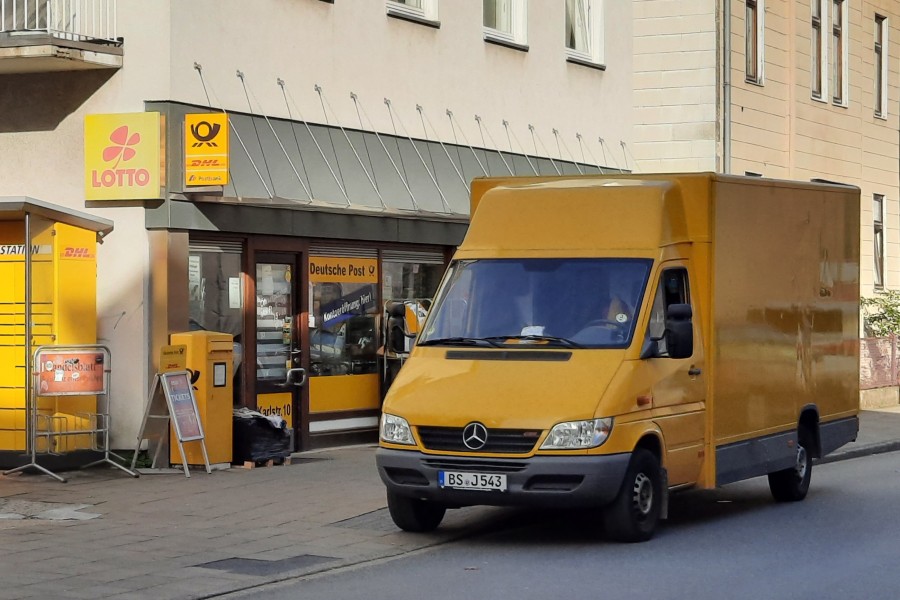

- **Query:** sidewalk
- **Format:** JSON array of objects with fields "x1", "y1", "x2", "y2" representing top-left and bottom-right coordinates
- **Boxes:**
[{"x1": 0, "y1": 408, "x2": 898, "y2": 600}]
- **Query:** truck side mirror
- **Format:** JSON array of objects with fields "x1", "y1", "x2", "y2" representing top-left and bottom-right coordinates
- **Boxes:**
[{"x1": 665, "y1": 303, "x2": 693, "y2": 359}]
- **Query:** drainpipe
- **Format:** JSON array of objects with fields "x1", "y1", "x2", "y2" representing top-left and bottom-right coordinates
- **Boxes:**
[{"x1": 723, "y1": 0, "x2": 732, "y2": 174}]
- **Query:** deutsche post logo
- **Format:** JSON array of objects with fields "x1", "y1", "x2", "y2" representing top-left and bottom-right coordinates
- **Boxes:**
[
  {"x1": 185, "y1": 113, "x2": 229, "y2": 186},
  {"x1": 190, "y1": 120, "x2": 221, "y2": 147}
]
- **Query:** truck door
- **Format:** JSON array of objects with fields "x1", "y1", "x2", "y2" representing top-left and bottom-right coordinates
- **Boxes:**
[{"x1": 645, "y1": 263, "x2": 706, "y2": 485}]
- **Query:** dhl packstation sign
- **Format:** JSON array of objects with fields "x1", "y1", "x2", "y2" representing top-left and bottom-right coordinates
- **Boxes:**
[{"x1": 84, "y1": 112, "x2": 162, "y2": 201}]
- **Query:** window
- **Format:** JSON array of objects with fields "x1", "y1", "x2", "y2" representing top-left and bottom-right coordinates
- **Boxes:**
[
  {"x1": 565, "y1": 0, "x2": 604, "y2": 67},
  {"x1": 875, "y1": 15, "x2": 888, "y2": 118},
  {"x1": 831, "y1": 0, "x2": 848, "y2": 104},
  {"x1": 811, "y1": 0, "x2": 826, "y2": 99},
  {"x1": 647, "y1": 268, "x2": 690, "y2": 356},
  {"x1": 309, "y1": 256, "x2": 380, "y2": 377},
  {"x1": 189, "y1": 242, "x2": 245, "y2": 399},
  {"x1": 386, "y1": 0, "x2": 439, "y2": 26},
  {"x1": 420, "y1": 258, "x2": 651, "y2": 349},
  {"x1": 745, "y1": 0, "x2": 764, "y2": 84},
  {"x1": 874, "y1": 194, "x2": 884, "y2": 289},
  {"x1": 484, "y1": 0, "x2": 528, "y2": 49}
]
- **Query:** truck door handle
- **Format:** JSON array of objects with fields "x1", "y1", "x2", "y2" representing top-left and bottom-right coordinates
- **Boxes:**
[{"x1": 688, "y1": 367, "x2": 702, "y2": 376}]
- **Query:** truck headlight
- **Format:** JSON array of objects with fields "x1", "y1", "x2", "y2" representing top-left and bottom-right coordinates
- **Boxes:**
[
  {"x1": 380, "y1": 413, "x2": 415, "y2": 445},
  {"x1": 540, "y1": 418, "x2": 613, "y2": 450}
]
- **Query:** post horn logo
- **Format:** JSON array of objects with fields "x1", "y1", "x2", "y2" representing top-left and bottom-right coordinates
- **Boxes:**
[{"x1": 190, "y1": 120, "x2": 221, "y2": 147}]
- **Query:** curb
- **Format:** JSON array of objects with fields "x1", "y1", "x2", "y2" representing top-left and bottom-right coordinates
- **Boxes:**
[{"x1": 816, "y1": 441, "x2": 900, "y2": 465}]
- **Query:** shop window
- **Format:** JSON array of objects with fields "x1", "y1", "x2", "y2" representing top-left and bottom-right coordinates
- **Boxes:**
[
  {"x1": 309, "y1": 255, "x2": 379, "y2": 377},
  {"x1": 188, "y1": 242, "x2": 244, "y2": 399},
  {"x1": 382, "y1": 252, "x2": 445, "y2": 340}
]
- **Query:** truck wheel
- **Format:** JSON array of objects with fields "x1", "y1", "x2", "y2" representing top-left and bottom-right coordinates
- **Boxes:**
[
  {"x1": 768, "y1": 430, "x2": 812, "y2": 502},
  {"x1": 602, "y1": 448, "x2": 662, "y2": 543},
  {"x1": 387, "y1": 491, "x2": 446, "y2": 532}
]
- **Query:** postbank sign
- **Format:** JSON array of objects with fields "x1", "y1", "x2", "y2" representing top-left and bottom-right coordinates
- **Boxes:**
[{"x1": 85, "y1": 112, "x2": 161, "y2": 201}]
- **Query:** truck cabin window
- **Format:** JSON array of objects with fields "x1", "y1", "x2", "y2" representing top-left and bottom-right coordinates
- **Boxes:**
[
  {"x1": 648, "y1": 268, "x2": 690, "y2": 354},
  {"x1": 420, "y1": 258, "x2": 651, "y2": 348}
]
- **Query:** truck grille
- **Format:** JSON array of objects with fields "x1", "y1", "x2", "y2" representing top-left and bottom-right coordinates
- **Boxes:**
[{"x1": 417, "y1": 426, "x2": 539, "y2": 454}]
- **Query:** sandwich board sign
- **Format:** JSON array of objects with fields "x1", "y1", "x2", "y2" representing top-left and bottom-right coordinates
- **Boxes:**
[{"x1": 132, "y1": 353, "x2": 210, "y2": 477}]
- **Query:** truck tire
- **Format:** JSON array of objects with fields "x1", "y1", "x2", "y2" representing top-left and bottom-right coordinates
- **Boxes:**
[
  {"x1": 768, "y1": 429, "x2": 812, "y2": 502},
  {"x1": 602, "y1": 448, "x2": 662, "y2": 543},
  {"x1": 387, "y1": 491, "x2": 446, "y2": 532}
]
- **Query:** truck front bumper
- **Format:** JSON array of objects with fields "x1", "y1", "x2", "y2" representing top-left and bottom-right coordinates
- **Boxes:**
[{"x1": 375, "y1": 448, "x2": 631, "y2": 508}]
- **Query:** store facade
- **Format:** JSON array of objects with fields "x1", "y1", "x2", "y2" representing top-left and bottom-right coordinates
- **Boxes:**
[
  {"x1": 142, "y1": 101, "x2": 609, "y2": 449},
  {"x1": 1, "y1": 2, "x2": 635, "y2": 453}
]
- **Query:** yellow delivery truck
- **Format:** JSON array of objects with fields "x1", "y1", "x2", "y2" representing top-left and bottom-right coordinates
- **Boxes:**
[{"x1": 375, "y1": 173, "x2": 860, "y2": 542}]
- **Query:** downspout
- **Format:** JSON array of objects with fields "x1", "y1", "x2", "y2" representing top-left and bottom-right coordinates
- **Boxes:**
[{"x1": 723, "y1": 0, "x2": 732, "y2": 174}]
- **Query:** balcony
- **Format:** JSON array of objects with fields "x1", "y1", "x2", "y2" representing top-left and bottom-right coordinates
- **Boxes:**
[{"x1": 0, "y1": 0, "x2": 122, "y2": 74}]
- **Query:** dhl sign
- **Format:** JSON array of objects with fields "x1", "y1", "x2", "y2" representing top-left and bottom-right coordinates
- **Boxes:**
[
  {"x1": 61, "y1": 247, "x2": 95, "y2": 260},
  {"x1": 185, "y1": 113, "x2": 229, "y2": 186}
]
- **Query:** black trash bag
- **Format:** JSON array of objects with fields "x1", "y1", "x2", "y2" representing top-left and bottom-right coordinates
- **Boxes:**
[{"x1": 232, "y1": 408, "x2": 292, "y2": 463}]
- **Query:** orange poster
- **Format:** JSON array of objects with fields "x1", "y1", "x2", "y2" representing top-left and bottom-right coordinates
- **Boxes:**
[{"x1": 36, "y1": 350, "x2": 107, "y2": 396}]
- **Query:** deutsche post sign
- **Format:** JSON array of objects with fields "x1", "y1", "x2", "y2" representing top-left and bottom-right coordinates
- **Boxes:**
[
  {"x1": 84, "y1": 112, "x2": 161, "y2": 201},
  {"x1": 308, "y1": 257, "x2": 378, "y2": 283},
  {"x1": 185, "y1": 113, "x2": 229, "y2": 186}
]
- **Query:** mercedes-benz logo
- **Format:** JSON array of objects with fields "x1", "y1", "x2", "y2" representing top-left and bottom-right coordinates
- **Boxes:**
[{"x1": 462, "y1": 422, "x2": 488, "y2": 450}]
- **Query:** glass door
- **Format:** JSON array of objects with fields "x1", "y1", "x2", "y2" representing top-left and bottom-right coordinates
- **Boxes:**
[{"x1": 254, "y1": 256, "x2": 304, "y2": 441}]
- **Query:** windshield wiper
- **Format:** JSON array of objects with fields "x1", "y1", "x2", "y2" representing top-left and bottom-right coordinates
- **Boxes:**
[
  {"x1": 417, "y1": 337, "x2": 503, "y2": 348},
  {"x1": 483, "y1": 335, "x2": 584, "y2": 348}
]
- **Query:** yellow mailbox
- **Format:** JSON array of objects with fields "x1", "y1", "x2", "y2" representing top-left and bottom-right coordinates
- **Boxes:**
[{"x1": 168, "y1": 330, "x2": 233, "y2": 467}]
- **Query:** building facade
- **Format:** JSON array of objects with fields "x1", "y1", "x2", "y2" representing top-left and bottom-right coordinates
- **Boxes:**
[
  {"x1": 0, "y1": 0, "x2": 634, "y2": 453},
  {"x1": 633, "y1": 0, "x2": 899, "y2": 298}
]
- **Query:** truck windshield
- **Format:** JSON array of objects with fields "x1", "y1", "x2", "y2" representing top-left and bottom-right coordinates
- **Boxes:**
[{"x1": 419, "y1": 258, "x2": 652, "y2": 349}]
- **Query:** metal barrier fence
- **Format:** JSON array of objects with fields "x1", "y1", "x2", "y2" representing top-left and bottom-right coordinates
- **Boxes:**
[
  {"x1": 861, "y1": 335, "x2": 899, "y2": 390},
  {"x1": 0, "y1": 0, "x2": 117, "y2": 43}
]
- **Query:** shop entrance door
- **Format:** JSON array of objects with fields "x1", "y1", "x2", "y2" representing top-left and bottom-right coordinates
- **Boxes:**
[{"x1": 253, "y1": 254, "x2": 305, "y2": 447}]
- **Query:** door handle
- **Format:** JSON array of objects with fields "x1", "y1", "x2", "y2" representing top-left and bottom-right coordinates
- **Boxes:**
[
  {"x1": 688, "y1": 367, "x2": 702, "y2": 376},
  {"x1": 279, "y1": 368, "x2": 307, "y2": 388}
]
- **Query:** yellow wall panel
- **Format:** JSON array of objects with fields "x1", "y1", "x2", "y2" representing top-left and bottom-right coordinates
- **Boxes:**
[{"x1": 309, "y1": 374, "x2": 380, "y2": 413}]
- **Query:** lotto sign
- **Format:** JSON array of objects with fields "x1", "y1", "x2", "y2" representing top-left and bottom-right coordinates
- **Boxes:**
[
  {"x1": 185, "y1": 113, "x2": 229, "y2": 186},
  {"x1": 84, "y1": 113, "x2": 161, "y2": 201}
]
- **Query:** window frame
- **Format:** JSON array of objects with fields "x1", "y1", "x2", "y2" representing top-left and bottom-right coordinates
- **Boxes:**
[
  {"x1": 874, "y1": 194, "x2": 885, "y2": 289},
  {"x1": 386, "y1": 0, "x2": 440, "y2": 28},
  {"x1": 565, "y1": 0, "x2": 605, "y2": 69},
  {"x1": 745, "y1": 0, "x2": 765, "y2": 85},
  {"x1": 811, "y1": 0, "x2": 828, "y2": 101},
  {"x1": 875, "y1": 14, "x2": 889, "y2": 119},
  {"x1": 831, "y1": 0, "x2": 849, "y2": 106},
  {"x1": 483, "y1": 0, "x2": 529, "y2": 50}
]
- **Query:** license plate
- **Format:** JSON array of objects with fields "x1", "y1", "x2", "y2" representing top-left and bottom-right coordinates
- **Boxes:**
[{"x1": 438, "y1": 471, "x2": 507, "y2": 492}]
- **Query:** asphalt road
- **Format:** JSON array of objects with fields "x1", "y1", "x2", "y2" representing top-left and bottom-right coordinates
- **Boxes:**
[{"x1": 225, "y1": 452, "x2": 900, "y2": 600}]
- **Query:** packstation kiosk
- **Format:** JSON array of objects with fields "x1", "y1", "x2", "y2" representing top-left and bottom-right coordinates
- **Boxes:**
[{"x1": 0, "y1": 197, "x2": 115, "y2": 472}]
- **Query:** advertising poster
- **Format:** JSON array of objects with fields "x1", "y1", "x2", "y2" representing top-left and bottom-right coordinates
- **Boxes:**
[
  {"x1": 35, "y1": 350, "x2": 107, "y2": 396},
  {"x1": 162, "y1": 372, "x2": 204, "y2": 442}
]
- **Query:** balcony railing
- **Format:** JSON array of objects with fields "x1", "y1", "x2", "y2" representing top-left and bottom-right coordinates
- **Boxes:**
[{"x1": 0, "y1": 0, "x2": 118, "y2": 44}]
